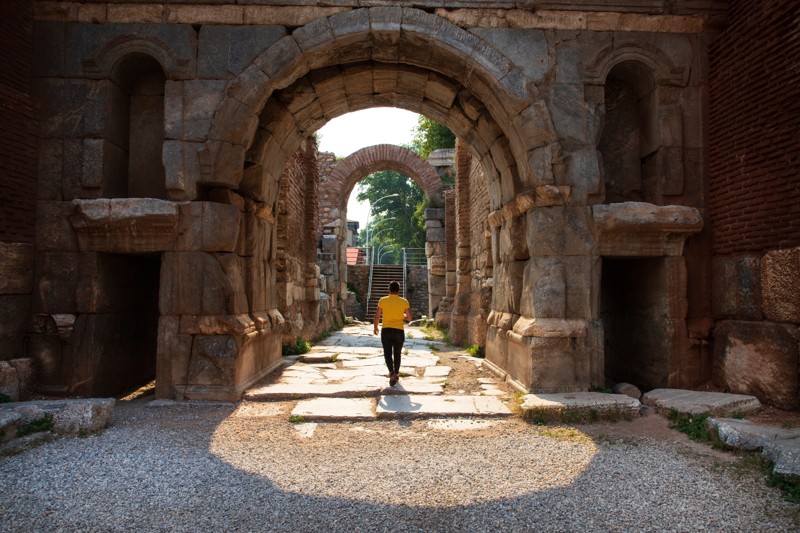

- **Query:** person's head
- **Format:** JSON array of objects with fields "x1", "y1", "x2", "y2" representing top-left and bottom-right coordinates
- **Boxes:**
[{"x1": 389, "y1": 281, "x2": 400, "y2": 294}]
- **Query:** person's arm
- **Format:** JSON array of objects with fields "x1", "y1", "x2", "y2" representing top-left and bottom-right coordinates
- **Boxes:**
[
  {"x1": 373, "y1": 306, "x2": 382, "y2": 335},
  {"x1": 404, "y1": 307, "x2": 412, "y2": 323}
]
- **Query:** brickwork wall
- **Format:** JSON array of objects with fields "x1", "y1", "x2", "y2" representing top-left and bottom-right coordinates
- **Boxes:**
[
  {"x1": 0, "y1": 0, "x2": 38, "y2": 243},
  {"x1": 708, "y1": 0, "x2": 800, "y2": 255}
]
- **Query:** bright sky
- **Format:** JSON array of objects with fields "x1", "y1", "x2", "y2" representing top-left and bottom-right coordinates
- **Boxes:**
[{"x1": 317, "y1": 108, "x2": 420, "y2": 227}]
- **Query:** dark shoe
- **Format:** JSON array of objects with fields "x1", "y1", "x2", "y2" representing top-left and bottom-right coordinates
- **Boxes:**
[{"x1": 389, "y1": 373, "x2": 398, "y2": 386}]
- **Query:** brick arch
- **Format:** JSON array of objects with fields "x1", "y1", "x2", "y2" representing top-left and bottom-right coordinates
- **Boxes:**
[
  {"x1": 332, "y1": 144, "x2": 442, "y2": 213},
  {"x1": 202, "y1": 7, "x2": 558, "y2": 211}
]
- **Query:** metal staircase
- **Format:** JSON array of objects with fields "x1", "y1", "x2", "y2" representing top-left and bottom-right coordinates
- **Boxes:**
[{"x1": 365, "y1": 264, "x2": 405, "y2": 318}]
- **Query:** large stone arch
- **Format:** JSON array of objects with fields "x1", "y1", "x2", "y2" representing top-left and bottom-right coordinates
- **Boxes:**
[{"x1": 201, "y1": 7, "x2": 558, "y2": 212}]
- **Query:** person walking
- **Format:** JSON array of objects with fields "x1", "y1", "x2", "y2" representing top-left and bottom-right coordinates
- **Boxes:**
[{"x1": 373, "y1": 280, "x2": 412, "y2": 386}]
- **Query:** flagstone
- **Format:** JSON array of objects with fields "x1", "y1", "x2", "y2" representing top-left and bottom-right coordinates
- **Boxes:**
[
  {"x1": 377, "y1": 395, "x2": 512, "y2": 418},
  {"x1": 291, "y1": 398, "x2": 376, "y2": 421}
]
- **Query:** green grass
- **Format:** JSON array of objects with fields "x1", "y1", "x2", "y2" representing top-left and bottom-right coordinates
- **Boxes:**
[
  {"x1": 289, "y1": 415, "x2": 305, "y2": 424},
  {"x1": 765, "y1": 465, "x2": 800, "y2": 504},
  {"x1": 18, "y1": 413, "x2": 54, "y2": 437},
  {"x1": 282, "y1": 337, "x2": 311, "y2": 356},
  {"x1": 667, "y1": 409, "x2": 711, "y2": 442}
]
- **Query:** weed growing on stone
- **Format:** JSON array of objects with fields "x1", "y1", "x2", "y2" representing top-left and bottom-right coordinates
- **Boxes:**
[
  {"x1": 589, "y1": 385, "x2": 612, "y2": 393},
  {"x1": 282, "y1": 338, "x2": 311, "y2": 356},
  {"x1": 289, "y1": 415, "x2": 305, "y2": 424},
  {"x1": 429, "y1": 343, "x2": 440, "y2": 352},
  {"x1": 667, "y1": 409, "x2": 710, "y2": 442},
  {"x1": 330, "y1": 354, "x2": 339, "y2": 363},
  {"x1": 465, "y1": 343, "x2": 485, "y2": 358},
  {"x1": 18, "y1": 413, "x2": 54, "y2": 437},
  {"x1": 0, "y1": 393, "x2": 11, "y2": 404},
  {"x1": 764, "y1": 464, "x2": 800, "y2": 504}
]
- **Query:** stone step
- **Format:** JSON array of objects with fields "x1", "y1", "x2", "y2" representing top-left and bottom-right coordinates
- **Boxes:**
[
  {"x1": 245, "y1": 378, "x2": 444, "y2": 401},
  {"x1": 642, "y1": 389, "x2": 761, "y2": 417},
  {"x1": 289, "y1": 394, "x2": 513, "y2": 422},
  {"x1": 520, "y1": 392, "x2": 641, "y2": 423}
]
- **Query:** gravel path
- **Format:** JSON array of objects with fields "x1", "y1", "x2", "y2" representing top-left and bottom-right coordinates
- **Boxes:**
[{"x1": 2, "y1": 399, "x2": 798, "y2": 532}]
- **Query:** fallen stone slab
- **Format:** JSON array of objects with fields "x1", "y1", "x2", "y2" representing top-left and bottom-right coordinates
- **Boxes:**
[
  {"x1": 0, "y1": 410, "x2": 22, "y2": 442},
  {"x1": 426, "y1": 419, "x2": 500, "y2": 431},
  {"x1": 642, "y1": 389, "x2": 761, "y2": 417},
  {"x1": 520, "y1": 392, "x2": 640, "y2": 423},
  {"x1": 377, "y1": 395, "x2": 512, "y2": 419},
  {"x1": 708, "y1": 418, "x2": 800, "y2": 477},
  {"x1": 291, "y1": 398, "x2": 376, "y2": 421},
  {"x1": 764, "y1": 438, "x2": 800, "y2": 477},
  {"x1": 707, "y1": 418, "x2": 800, "y2": 451},
  {"x1": 0, "y1": 398, "x2": 115, "y2": 436}
]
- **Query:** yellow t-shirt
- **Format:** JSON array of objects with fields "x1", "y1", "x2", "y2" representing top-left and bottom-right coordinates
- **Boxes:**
[{"x1": 378, "y1": 294, "x2": 410, "y2": 330}]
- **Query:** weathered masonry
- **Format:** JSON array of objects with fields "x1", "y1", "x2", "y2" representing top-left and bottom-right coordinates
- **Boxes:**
[{"x1": 0, "y1": 1, "x2": 797, "y2": 407}]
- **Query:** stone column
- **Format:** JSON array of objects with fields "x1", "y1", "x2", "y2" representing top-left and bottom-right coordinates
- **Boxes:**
[{"x1": 425, "y1": 207, "x2": 446, "y2": 318}]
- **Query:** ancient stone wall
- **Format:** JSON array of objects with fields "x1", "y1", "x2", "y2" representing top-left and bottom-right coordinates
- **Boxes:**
[
  {"x1": 0, "y1": 0, "x2": 38, "y2": 400},
  {"x1": 20, "y1": 1, "x2": 777, "y2": 403},
  {"x1": 706, "y1": 0, "x2": 800, "y2": 410}
]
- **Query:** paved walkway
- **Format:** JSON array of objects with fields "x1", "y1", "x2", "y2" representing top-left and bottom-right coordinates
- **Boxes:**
[{"x1": 244, "y1": 324, "x2": 515, "y2": 421}]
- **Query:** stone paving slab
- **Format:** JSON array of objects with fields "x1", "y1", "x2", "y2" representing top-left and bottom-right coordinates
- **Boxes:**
[
  {"x1": 298, "y1": 353, "x2": 337, "y2": 364},
  {"x1": 642, "y1": 389, "x2": 761, "y2": 416},
  {"x1": 708, "y1": 418, "x2": 800, "y2": 476},
  {"x1": 423, "y1": 366, "x2": 451, "y2": 378},
  {"x1": 376, "y1": 395, "x2": 512, "y2": 419},
  {"x1": 520, "y1": 392, "x2": 641, "y2": 423},
  {"x1": 245, "y1": 378, "x2": 443, "y2": 400},
  {"x1": 291, "y1": 398, "x2": 376, "y2": 421}
]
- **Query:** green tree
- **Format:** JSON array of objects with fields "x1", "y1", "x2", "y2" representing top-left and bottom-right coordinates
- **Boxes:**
[
  {"x1": 356, "y1": 170, "x2": 425, "y2": 263},
  {"x1": 409, "y1": 116, "x2": 455, "y2": 158}
]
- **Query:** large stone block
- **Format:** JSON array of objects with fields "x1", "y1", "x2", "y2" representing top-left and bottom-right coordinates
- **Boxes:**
[
  {"x1": 762, "y1": 247, "x2": 800, "y2": 324},
  {"x1": 712, "y1": 255, "x2": 762, "y2": 320},
  {"x1": 0, "y1": 243, "x2": 34, "y2": 294},
  {"x1": 34, "y1": 252, "x2": 80, "y2": 313},
  {"x1": 36, "y1": 202, "x2": 78, "y2": 252},
  {"x1": 0, "y1": 296, "x2": 32, "y2": 359},
  {"x1": 198, "y1": 25, "x2": 285, "y2": 79},
  {"x1": 176, "y1": 201, "x2": 241, "y2": 252},
  {"x1": 160, "y1": 252, "x2": 249, "y2": 315},
  {"x1": 498, "y1": 216, "x2": 529, "y2": 262},
  {"x1": 713, "y1": 320, "x2": 800, "y2": 410},
  {"x1": 492, "y1": 260, "x2": 525, "y2": 314},
  {"x1": 521, "y1": 256, "x2": 565, "y2": 318},
  {"x1": 0, "y1": 362, "x2": 19, "y2": 401}
]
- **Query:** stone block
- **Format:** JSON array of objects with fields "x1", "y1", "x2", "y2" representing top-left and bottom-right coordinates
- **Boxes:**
[
  {"x1": 162, "y1": 140, "x2": 202, "y2": 199},
  {"x1": 34, "y1": 252, "x2": 80, "y2": 313},
  {"x1": 179, "y1": 80, "x2": 227, "y2": 142},
  {"x1": 424, "y1": 208, "x2": 445, "y2": 220},
  {"x1": 521, "y1": 256, "x2": 565, "y2": 318},
  {"x1": 9, "y1": 359, "x2": 35, "y2": 401},
  {"x1": 198, "y1": 25, "x2": 285, "y2": 79},
  {"x1": 426, "y1": 227, "x2": 445, "y2": 242},
  {"x1": 71, "y1": 198, "x2": 180, "y2": 253},
  {"x1": 187, "y1": 334, "x2": 239, "y2": 387},
  {"x1": 429, "y1": 255, "x2": 446, "y2": 277},
  {"x1": 428, "y1": 274, "x2": 446, "y2": 297},
  {"x1": 492, "y1": 260, "x2": 525, "y2": 314},
  {"x1": 1, "y1": 398, "x2": 115, "y2": 435},
  {"x1": 762, "y1": 247, "x2": 800, "y2": 324},
  {"x1": 711, "y1": 255, "x2": 762, "y2": 320},
  {"x1": 161, "y1": 252, "x2": 248, "y2": 315},
  {"x1": 36, "y1": 202, "x2": 78, "y2": 252},
  {"x1": 176, "y1": 202, "x2": 241, "y2": 252},
  {"x1": 0, "y1": 362, "x2": 19, "y2": 402},
  {"x1": 0, "y1": 296, "x2": 32, "y2": 358},
  {"x1": 713, "y1": 320, "x2": 800, "y2": 410},
  {"x1": 498, "y1": 216, "x2": 528, "y2": 262},
  {"x1": 0, "y1": 243, "x2": 34, "y2": 294}
]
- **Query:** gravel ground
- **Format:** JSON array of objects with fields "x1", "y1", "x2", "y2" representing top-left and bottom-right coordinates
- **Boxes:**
[{"x1": 1, "y1": 398, "x2": 798, "y2": 532}]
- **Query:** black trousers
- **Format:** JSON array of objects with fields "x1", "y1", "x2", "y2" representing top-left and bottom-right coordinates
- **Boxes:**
[{"x1": 380, "y1": 327, "x2": 405, "y2": 374}]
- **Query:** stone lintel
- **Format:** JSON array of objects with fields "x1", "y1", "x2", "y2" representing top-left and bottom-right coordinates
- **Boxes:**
[
  {"x1": 592, "y1": 202, "x2": 703, "y2": 257},
  {"x1": 71, "y1": 198, "x2": 241, "y2": 253},
  {"x1": 34, "y1": 4, "x2": 718, "y2": 34}
]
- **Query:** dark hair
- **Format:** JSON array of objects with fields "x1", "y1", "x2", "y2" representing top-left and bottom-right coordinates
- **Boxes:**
[{"x1": 389, "y1": 281, "x2": 400, "y2": 293}]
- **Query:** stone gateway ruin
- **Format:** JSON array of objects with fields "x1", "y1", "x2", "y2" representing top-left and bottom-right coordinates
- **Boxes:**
[{"x1": 1, "y1": 1, "x2": 798, "y2": 408}]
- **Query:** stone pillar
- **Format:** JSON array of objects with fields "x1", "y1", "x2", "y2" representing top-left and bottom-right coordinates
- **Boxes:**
[{"x1": 425, "y1": 207, "x2": 446, "y2": 319}]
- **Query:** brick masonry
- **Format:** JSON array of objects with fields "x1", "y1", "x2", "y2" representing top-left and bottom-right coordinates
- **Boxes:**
[
  {"x1": 708, "y1": 0, "x2": 800, "y2": 256},
  {"x1": 0, "y1": 0, "x2": 38, "y2": 244}
]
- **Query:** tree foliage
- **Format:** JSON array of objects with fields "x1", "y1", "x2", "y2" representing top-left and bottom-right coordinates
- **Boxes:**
[
  {"x1": 409, "y1": 116, "x2": 455, "y2": 158},
  {"x1": 356, "y1": 170, "x2": 425, "y2": 263}
]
